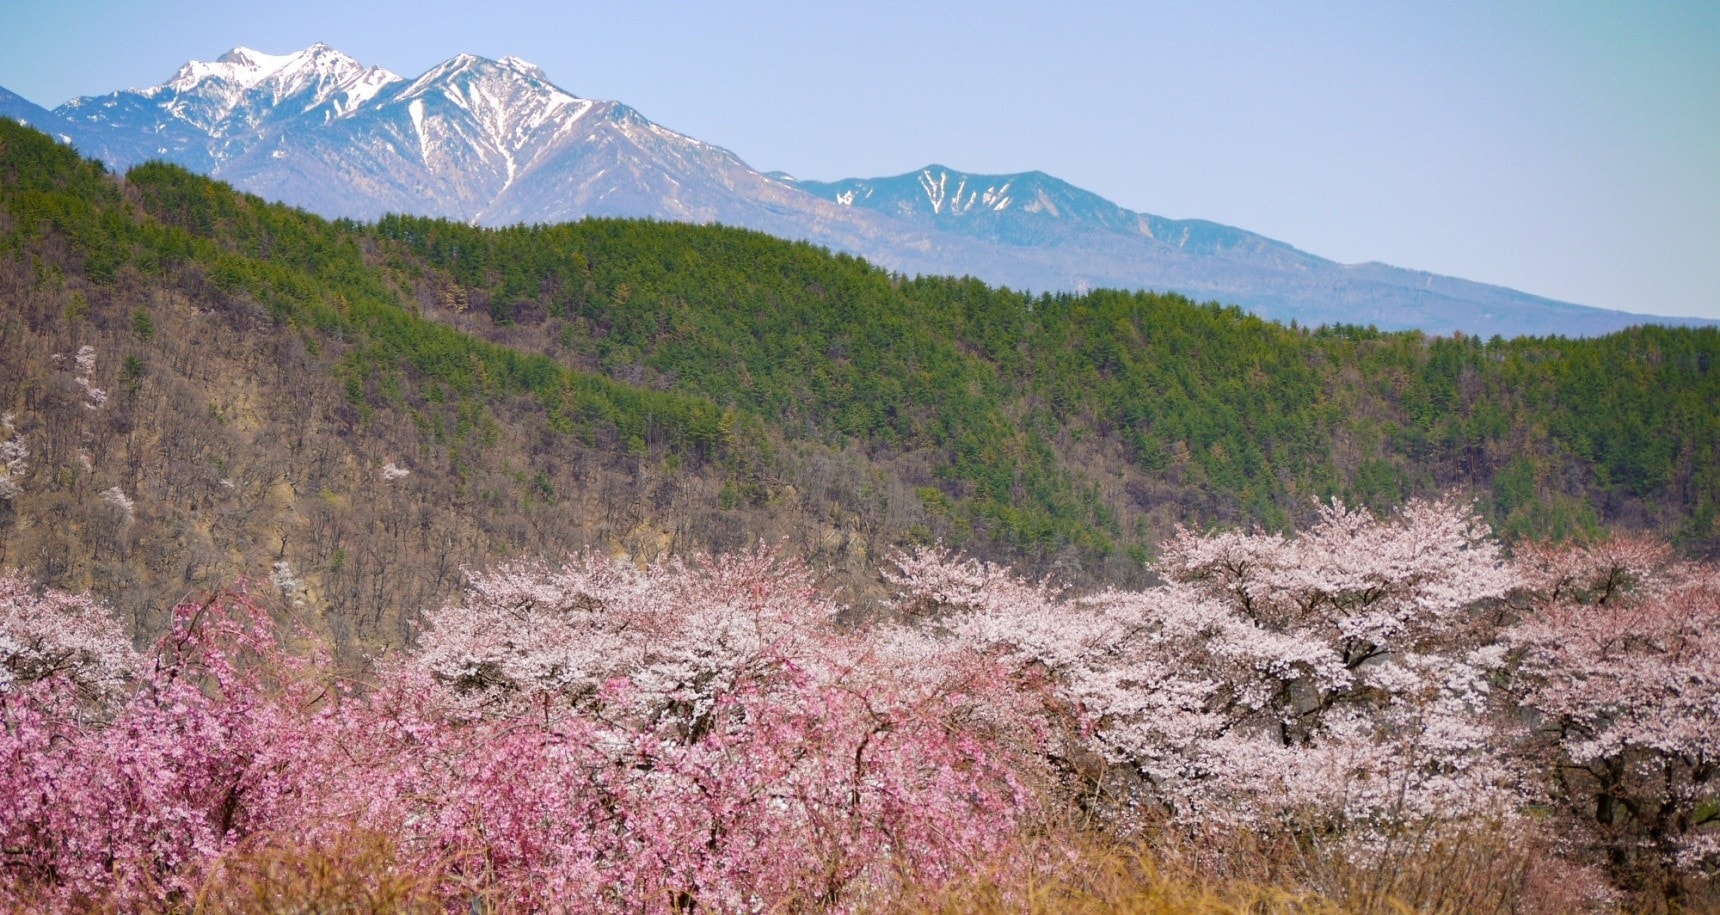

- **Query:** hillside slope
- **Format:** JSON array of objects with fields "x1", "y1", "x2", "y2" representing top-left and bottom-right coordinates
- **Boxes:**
[{"x1": 1, "y1": 121, "x2": 1715, "y2": 655}]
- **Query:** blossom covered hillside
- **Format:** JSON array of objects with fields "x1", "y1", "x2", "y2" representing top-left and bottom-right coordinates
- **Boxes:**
[{"x1": 2, "y1": 497, "x2": 1715, "y2": 911}]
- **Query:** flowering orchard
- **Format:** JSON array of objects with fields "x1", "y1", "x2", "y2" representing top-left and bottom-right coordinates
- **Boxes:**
[
  {"x1": 1, "y1": 553, "x2": 1046, "y2": 911},
  {"x1": 2, "y1": 498, "x2": 1716, "y2": 910}
]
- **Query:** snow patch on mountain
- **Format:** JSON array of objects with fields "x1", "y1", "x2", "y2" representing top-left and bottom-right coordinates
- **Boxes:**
[
  {"x1": 408, "y1": 98, "x2": 428, "y2": 159},
  {"x1": 331, "y1": 66, "x2": 401, "y2": 117}
]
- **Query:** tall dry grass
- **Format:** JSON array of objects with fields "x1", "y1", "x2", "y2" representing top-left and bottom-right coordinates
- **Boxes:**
[
  {"x1": 882, "y1": 819, "x2": 1636, "y2": 915},
  {"x1": 171, "y1": 824, "x2": 1711, "y2": 915},
  {"x1": 189, "y1": 829, "x2": 444, "y2": 914},
  {"x1": 23, "y1": 817, "x2": 1697, "y2": 913},
  {"x1": 889, "y1": 838, "x2": 1345, "y2": 915}
]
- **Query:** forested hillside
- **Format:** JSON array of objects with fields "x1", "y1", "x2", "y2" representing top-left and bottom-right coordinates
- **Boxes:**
[{"x1": 1, "y1": 120, "x2": 1716, "y2": 653}]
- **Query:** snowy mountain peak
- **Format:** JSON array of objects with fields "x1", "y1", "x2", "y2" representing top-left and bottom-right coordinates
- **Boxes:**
[
  {"x1": 164, "y1": 46, "x2": 300, "y2": 93},
  {"x1": 214, "y1": 46, "x2": 282, "y2": 68},
  {"x1": 330, "y1": 65, "x2": 402, "y2": 116},
  {"x1": 797, "y1": 165, "x2": 1082, "y2": 225},
  {"x1": 135, "y1": 43, "x2": 388, "y2": 130},
  {"x1": 255, "y1": 44, "x2": 371, "y2": 105},
  {"x1": 403, "y1": 53, "x2": 569, "y2": 100},
  {"x1": 498, "y1": 56, "x2": 551, "y2": 82},
  {"x1": 394, "y1": 52, "x2": 586, "y2": 157},
  {"x1": 405, "y1": 53, "x2": 488, "y2": 91}
]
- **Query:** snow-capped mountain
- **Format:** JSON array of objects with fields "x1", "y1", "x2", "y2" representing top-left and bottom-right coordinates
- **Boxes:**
[
  {"x1": 20, "y1": 45, "x2": 928, "y2": 258},
  {"x1": 4, "y1": 45, "x2": 1709, "y2": 337},
  {"x1": 791, "y1": 166, "x2": 1317, "y2": 264},
  {"x1": 42, "y1": 44, "x2": 399, "y2": 173}
]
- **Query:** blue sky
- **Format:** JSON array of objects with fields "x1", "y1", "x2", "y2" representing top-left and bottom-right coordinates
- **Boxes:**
[{"x1": 3, "y1": 1, "x2": 1716, "y2": 319}]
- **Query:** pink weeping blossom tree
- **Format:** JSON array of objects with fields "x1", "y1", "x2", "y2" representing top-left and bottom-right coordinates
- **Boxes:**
[
  {"x1": 1, "y1": 551, "x2": 1050, "y2": 911},
  {"x1": 1507, "y1": 536, "x2": 1720, "y2": 896},
  {"x1": 0, "y1": 585, "x2": 339, "y2": 910}
]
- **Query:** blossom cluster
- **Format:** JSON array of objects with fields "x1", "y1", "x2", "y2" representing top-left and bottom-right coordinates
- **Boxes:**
[
  {"x1": 0, "y1": 573, "x2": 138, "y2": 702},
  {"x1": 0, "y1": 498, "x2": 1714, "y2": 909},
  {"x1": 98, "y1": 486, "x2": 135, "y2": 523},
  {"x1": 1, "y1": 553, "x2": 1042, "y2": 911},
  {"x1": 0, "y1": 414, "x2": 25, "y2": 501},
  {"x1": 886, "y1": 498, "x2": 1525, "y2": 833},
  {"x1": 72, "y1": 345, "x2": 106, "y2": 410}
]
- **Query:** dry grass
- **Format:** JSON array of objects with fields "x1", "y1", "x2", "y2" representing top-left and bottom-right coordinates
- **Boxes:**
[
  {"x1": 20, "y1": 817, "x2": 1700, "y2": 913},
  {"x1": 877, "y1": 819, "x2": 1644, "y2": 915},
  {"x1": 190, "y1": 829, "x2": 444, "y2": 915},
  {"x1": 1280, "y1": 825, "x2": 1533, "y2": 913},
  {"x1": 881, "y1": 833, "x2": 1349, "y2": 915}
]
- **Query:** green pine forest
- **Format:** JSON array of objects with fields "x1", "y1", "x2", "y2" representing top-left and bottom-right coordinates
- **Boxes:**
[{"x1": 1, "y1": 120, "x2": 1715, "y2": 653}]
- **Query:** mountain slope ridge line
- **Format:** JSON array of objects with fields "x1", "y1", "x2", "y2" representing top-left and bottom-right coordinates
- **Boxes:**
[{"x1": 1, "y1": 43, "x2": 1710, "y2": 337}]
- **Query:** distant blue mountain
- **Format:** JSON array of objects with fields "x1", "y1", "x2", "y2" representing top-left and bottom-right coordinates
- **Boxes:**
[
  {"x1": 790, "y1": 167, "x2": 1295, "y2": 256},
  {"x1": 5, "y1": 46, "x2": 1711, "y2": 338},
  {"x1": 786, "y1": 166, "x2": 1715, "y2": 337}
]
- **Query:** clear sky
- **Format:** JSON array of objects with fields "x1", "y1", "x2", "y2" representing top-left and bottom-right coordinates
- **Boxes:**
[{"x1": 2, "y1": 1, "x2": 1716, "y2": 319}]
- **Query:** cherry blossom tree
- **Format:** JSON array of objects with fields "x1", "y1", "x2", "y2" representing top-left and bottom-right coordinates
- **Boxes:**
[
  {"x1": 885, "y1": 497, "x2": 1525, "y2": 834},
  {"x1": 0, "y1": 572, "x2": 137, "y2": 702},
  {"x1": 71, "y1": 346, "x2": 106, "y2": 410},
  {"x1": 1507, "y1": 536, "x2": 1720, "y2": 897},
  {"x1": 1150, "y1": 497, "x2": 1523, "y2": 824},
  {"x1": 0, "y1": 414, "x2": 25, "y2": 502},
  {"x1": 389, "y1": 546, "x2": 1046, "y2": 909}
]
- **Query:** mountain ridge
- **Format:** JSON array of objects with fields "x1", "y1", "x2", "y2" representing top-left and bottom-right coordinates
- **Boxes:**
[{"x1": 4, "y1": 43, "x2": 1709, "y2": 338}]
